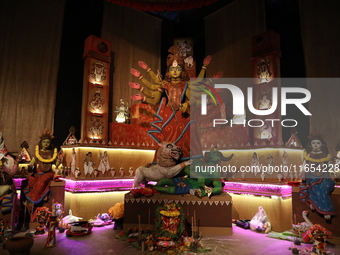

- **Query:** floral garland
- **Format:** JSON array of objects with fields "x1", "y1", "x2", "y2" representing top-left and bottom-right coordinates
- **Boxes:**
[
  {"x1": 303, "y1": 150, "x2": 331, "y2": 163},
  {"x1": 35, "y1": 145, "x2": 58, "y2": 163}
]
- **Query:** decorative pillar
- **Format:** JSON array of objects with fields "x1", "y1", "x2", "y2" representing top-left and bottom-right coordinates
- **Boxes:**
[
  {"x1": 251, "y1": 30, "x2": 282, "y2": 147},
  {"x1": 80, "y1": 35, "x2": 111, "y2": 143}
]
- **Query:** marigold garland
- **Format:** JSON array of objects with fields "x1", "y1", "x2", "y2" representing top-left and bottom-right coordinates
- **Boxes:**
[
  {"x1": 303, "y1": 151, "x2": 331, "y2": 163},
  {"x1": 35, "y1": 145, "x2": 58, "y2": 163},
  {"x1": 160, "y1": 210, "x2": 181, "y2": 217}
]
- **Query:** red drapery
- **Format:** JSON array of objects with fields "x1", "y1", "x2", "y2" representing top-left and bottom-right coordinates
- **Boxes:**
[{"x1": 107, "y1": 0, "x2": 220, "y2": 11}]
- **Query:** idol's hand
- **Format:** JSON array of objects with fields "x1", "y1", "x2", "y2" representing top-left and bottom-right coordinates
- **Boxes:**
[
  {"x1": 138, "y1": 61, "x2": 149, "y2": 70},
  {"x1": 129, "y1": 82, "x2": 141, "y2": 90},
  {"x1": 203, "y1": 55, "x2": 212, "y2": 66},
  {"x1": 213, "y1": 71, "x2": 223, "y2": 78},
  {"x1": 130, "y1": 94, "x2": 144, "y2": 101},
  {"x1": 130, "y1": 68, "x2": 141, "y2": 78},
  {"x1": 180, "y1": 102, "x2": 189, "y2": 113}
]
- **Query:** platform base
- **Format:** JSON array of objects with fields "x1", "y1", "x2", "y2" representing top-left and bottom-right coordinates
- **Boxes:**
[{"x1": 124, "y1": 193, "x2": 233, "y2": 236}]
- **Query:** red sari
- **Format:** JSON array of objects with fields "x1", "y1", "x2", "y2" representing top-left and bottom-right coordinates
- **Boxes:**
[
  {"x1": 148, "y1": 81, "x2": 202, "y2": 161},
  {"x1": 24, "y1": 150, "x2": 54, "y2": 204}
]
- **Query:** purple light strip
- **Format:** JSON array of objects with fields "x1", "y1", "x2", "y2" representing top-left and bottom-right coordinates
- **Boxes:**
[
  {"x1": 60, "y1": 178, "x2": 134, "y2": 193},
  {"x1": 16, "y1": 178, "x2": 332, "y2": 197},
  {"x1": 223, "y1": 182, "x2": 292, "y2": 197}
]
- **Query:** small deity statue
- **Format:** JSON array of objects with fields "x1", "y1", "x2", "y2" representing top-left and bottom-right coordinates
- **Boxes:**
[
  {"x1": 110, "y1": 167, "x2": 116, "y2": 177},
  {"x1": 119, "y1": 167, "x2": 124, "y2": 177},
  {"x1": 84, "y1": 152, "x2": 95, "y2": 177},
  {"x1": 267, "y1": 154, "x2": 274, "y2": 171},
  {"x1": 115, "y1": 99, "x2": 129, "y2": 123},
  {"x1": 251, "y1": 152, "x2": 262, "y2": 177},
  {"x1": 281, "y1": 151, "x2": 290, "y2": 180},
  {"x1": 257, "y1": 59, "x2": 272, "y2": 83},
  {"x1": 94, "y1": 169, "x2": 99, "y2": 178},
  {"x1": 75, "y1": 168, "x2": 81, "y2": 178},
  {"x1": 23, "y1": 129, "x2": 62, "y2": 218},
  {"x1": 90, "y1": 89, "x2": 104, "y2": 112},
  {"x1": 98, "y1": 151, "x2": 110, "y2": 176},
  {"x1": 128, "y1": 167, "x2": 134, "y2": 177},
  {"x1": 258, "y1": 91, "x2": 271, "y2": 110},
  {"x1": 67, "y1": 134, "x2": 77, "y2": 145},
  {"x1": 70, "y1": 148, "x2": 76, "y2": 177},
  {"x1": 16, "y1": 141, "x2": 31, "y2": 163},
  {"x1": 299, "y1": 132, "x2": 336, "y2": 220},
  {"x1": 51, "y1": 201, "x2": 63, "y2": 220},
  {"x1": 260, "y1": 121, "x2": 273, "y2": 139}
]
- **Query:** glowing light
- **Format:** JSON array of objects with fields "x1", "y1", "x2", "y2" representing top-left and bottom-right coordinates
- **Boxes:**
[
  {"x1": 224, "y1": 181, "x2": 292, "y2": 197},
  {"x1": 60, "y1": 178, "x2": 133, "y2": 193}
]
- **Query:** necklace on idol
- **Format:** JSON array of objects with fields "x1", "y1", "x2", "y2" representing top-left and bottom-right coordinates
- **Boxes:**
[{"x1": 35, "y1": 145, "x2": 58, "y2": 163}]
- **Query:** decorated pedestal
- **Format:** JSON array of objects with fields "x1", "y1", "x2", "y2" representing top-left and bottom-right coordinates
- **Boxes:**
[{"x1": 124, "y1": 193, "x2": 232, "y2": 236}]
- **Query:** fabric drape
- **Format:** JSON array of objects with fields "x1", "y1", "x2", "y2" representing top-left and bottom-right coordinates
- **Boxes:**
[
  {"x1": 204, "y1": 0, "x2": 266, "y2": 115},
  {"x1": 101, "y1": 2, "x2": 162, "y2": 122},
  {"x1": 299, "y1": 0, "x2": 340, "y2": 152},
  {"x1": 0, "y1": 0, "x2": 65, "y2": 154}
]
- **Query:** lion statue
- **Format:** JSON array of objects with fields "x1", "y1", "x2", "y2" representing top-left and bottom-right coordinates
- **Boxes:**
[{"x1": 132, "y1": 142, "x2": 192, "y2": 189}]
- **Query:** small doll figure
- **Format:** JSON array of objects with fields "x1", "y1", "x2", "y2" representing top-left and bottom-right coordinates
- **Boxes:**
[
  {"x1": 267, "y1": 154, "x2": 274, "y2": 175},
  {"x1": 119, "y1": 167, "x2": 125, "y2": 177},
  {"x1": 110, "y1": 167, "x2": 116, "y2": 177},
  {"x1": 128, "y1": 167, "x2": 134, "y2": 177},
  {"x1": 98, "y1": 151, "x2": 110, "y2": 176},
  {"x1": 94, "y1": 169, "x2": 99, "y2": 178},
  {"x1": 52, "y1": 202, "x2": 63, "y2": 220},
  {"x1": 251, "y1": 152, "x2": 262, "y2": 177},
  {"x1": 70, "y1": 148, "x2": 76, "y2": 176},
  {"x1": 84, "y1": 152, "x2": 95, "y2": 177},
  {"x1": 115, "y1": 99, "x2": 129, "y2": 123},
  {"x1": 75, "y1": 168, "x2": 81, "y2": 178},
  {"x1": 299, "y1": 133, "x2": 336, "y2": 220}
]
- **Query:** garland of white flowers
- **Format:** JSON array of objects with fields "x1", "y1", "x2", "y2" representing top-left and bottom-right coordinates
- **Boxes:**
[{"x1": 35, "y1": 145, "x2": 58, "y2": 163}]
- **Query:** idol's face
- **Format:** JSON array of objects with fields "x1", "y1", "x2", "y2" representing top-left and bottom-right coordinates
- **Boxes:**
[
  {"x1": 169, "y1": 65, "x2": 183, "y2": 78},
  {"x1": 311, "y1": 139, "x2": 322, "y2": 151},
  {"x1": 41, "y1": 139, "x2": 51, "y2": 150}
]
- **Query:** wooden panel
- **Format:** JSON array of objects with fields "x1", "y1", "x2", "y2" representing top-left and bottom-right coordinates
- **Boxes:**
[
  {"x1": 64, "y1": 191, "x2": 127, "y2": 221},
  {"x1": 231, "y1": 194, "x2": 292, "y2": 232}
]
